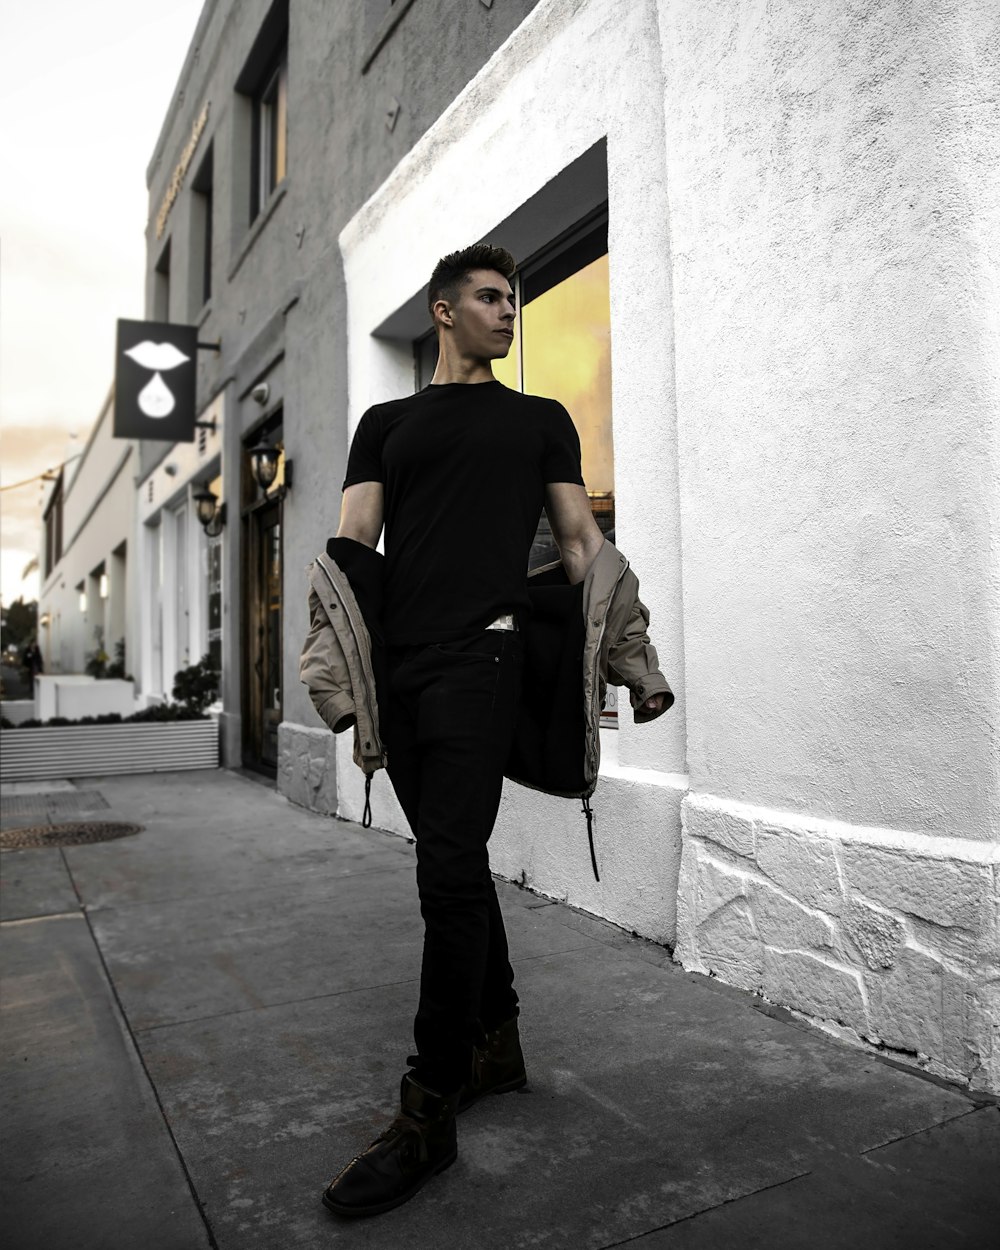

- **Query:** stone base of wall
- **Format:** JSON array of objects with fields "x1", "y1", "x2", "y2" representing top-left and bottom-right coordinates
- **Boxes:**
[
  {"x1": 277, "y1": 723, "x2": 338, "y2": 815},
  {"x1": 675, "y1": 793, "x2": 999, "y2": 1094}
]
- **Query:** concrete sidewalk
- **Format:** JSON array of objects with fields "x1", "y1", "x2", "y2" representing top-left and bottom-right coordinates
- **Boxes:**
[{"x1": 1, "y1": 769, "x2": 997, "y2": 1250}]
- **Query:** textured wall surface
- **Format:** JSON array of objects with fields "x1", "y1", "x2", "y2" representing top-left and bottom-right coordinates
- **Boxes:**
[
  {"x1": 676, "y1": 793, "x2": 999, "y2": 1091},
  {"x1": 658, "y1": 0, "x2": 1000, "y2": 837},
  {"x1": 276, "y1": 723, "x2": 338, "y2": 815},
  {"x1": 658, "y1": 0, "x2": 999, "y2": 1090}
]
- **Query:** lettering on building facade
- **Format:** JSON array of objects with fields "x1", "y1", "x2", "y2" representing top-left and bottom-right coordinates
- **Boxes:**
[{"x1": 155, "y1": 102, "x2": 211, "y2": 240}]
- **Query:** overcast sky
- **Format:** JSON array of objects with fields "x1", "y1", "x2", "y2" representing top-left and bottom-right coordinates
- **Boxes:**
[{"x1": 0, "y1": 0, "x2": 206, "y2": 607}]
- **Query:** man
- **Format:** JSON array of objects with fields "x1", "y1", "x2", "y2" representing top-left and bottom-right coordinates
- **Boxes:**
[{"x1": 319, "y1": 243, "x2": 670, "y2": 1217}]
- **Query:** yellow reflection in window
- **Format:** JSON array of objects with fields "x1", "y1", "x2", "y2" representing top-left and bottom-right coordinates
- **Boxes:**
[
  {"x1": 273, "y1": 61, "x2": 288, "y2": 186},
  {"x1": 521, "y1": 253, "x2": 613, "y2": 497}
]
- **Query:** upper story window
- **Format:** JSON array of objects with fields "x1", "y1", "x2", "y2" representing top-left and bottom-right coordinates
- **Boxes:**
[
  {"x1": 416, "y1": 214, "x2": 614, "y2": 569},
  {"x1": 251, "y1": 47, "x2": 287, "y2": 221},
  {"x1": 191, "y1": 145, "x2": 214, "y2": 311},
  {"x1": 234, "y1": 1, "x2": 289, "y2": 237}
]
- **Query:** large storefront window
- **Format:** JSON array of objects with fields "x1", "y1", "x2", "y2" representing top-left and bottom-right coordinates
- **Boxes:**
[{"x1": 417, "y1": 217, "x2": 614, "y2": 568}]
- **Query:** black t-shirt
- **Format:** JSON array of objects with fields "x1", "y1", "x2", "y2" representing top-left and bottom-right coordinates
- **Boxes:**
[{"x1": 343, "y1": 380, "x2": 583, "y2": 645}]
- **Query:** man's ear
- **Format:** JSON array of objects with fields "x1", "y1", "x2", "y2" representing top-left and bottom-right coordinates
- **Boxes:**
[{"x1": 432, "y1": 298, "x2": 454, "y2": 329}]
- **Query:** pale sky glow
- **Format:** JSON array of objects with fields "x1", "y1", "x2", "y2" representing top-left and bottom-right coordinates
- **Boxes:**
[{"x1": 0, "y1": 0, "x2": 205, "y2": 607}]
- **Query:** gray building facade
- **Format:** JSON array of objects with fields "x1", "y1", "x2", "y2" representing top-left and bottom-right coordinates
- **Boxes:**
[{"x1": 141, "y1": 0, "x2": 543, "y2": 785}]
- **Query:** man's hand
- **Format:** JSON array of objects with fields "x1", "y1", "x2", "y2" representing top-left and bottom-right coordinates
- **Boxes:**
[{"x1": 642, "y1": 693, "x2": 668, "y2": 714}]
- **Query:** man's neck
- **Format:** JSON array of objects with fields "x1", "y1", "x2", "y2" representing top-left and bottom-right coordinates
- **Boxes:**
[{"x1": 429, "y1": 350, "x2": 495, "y2": 386}]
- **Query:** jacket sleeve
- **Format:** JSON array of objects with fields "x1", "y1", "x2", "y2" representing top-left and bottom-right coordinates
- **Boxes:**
[
  {"x1": 299, "y1": 585, "x2": 358, "y2": 733},
  {"x1": 606, "y1": 590, "x2": 674, "y2": 724}
]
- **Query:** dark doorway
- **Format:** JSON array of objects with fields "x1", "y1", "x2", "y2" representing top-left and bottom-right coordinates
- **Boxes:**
[
  {"x1": 241, "y1": 414, "x2": 287, "y2": 776},
  {"x1": 244, "y1": 500, "x2": 283, "y2": 773}
]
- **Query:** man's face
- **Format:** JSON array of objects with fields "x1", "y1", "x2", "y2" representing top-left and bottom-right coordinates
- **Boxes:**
[{"x1": 444, "y1": 268, "x2": 517, "y2": 360}]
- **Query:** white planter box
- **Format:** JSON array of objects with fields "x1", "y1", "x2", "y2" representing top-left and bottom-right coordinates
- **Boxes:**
[
  {"x1": 35, "y1": 676, "x2": 137, "y2": 721},
  {"x1": 0, "y1": 720, "x2": 219, "y2": 782}
]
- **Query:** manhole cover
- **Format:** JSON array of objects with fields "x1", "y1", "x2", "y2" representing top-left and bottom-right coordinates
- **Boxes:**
[{"x1": 1, "y1": 822, "x2": 144, "y2": 850}]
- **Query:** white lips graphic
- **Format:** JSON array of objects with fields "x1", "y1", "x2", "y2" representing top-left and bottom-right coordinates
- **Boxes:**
[{"x1": 125, "y1": 341, "x2": 190, "y2": 370}]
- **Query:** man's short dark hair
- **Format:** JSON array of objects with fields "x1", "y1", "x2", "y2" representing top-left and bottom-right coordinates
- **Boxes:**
[{"x1": 427, "y1": 244, "x2": 516, "y2": 319}]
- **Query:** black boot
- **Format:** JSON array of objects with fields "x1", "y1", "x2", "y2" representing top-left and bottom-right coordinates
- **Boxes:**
[
  {"x1": 322, "y1": 1074, "x2": 459, "y2": 1218},
  {"x1": 459, "y1": 1016, "x2": 527, "y2": 1113}
]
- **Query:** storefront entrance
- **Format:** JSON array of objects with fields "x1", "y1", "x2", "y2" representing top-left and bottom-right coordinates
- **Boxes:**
[{"x1": 242, "y1": 497, "x2": 283, "y2": 774}]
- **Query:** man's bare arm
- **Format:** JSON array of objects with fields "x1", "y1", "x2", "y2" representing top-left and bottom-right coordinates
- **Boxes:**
[
  {"x1": 336, "y1": 482, "x2": 384, "y2": 549},
  {"x1": 545, "y1": 482, "x2": 605, "y2": 585}
]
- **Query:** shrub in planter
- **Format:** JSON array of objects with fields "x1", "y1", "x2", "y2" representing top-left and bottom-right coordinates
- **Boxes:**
[
  {"x1": 106, "y1": 639, "x2": 130, "y2": 680},
  {"x1": 128, "y1": 704, "x2": 205, "y2": 723},
  {"x1": 172, "y1": 654, "x2": 219, "y2": 715},
  {"x1": 84, "y1": 627, "x2": 110, "y2": 679}
]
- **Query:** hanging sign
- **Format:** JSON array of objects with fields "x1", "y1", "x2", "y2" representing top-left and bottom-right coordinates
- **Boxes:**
[{"x1": 114, "y1": 319, "x2": 198, "y2": 442}]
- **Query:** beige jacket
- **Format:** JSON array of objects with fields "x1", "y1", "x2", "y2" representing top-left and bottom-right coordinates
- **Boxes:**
[
  {"x1": 299, "y1": 551, "x2": 387, "y2": 777},
  {"x1": 298, "y1": 540, "x2": 672, "y2": 796},
  {"x1": 573, "y1": 540, "x2": 672, "y2": 796}
]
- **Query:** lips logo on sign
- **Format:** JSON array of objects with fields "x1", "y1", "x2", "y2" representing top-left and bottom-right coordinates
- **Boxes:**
[{"x1": 124, "y1": 341, "x2": 191, "y2": 418}]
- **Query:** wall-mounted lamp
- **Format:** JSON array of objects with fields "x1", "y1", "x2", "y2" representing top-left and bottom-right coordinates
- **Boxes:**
[
  {"x1": 193, "y1": 484, "x2": 226, "y2": 537},
  {"x1": 248, "y1": 442, "x2": 281, "y2": 492},
  {"x1": 248, "y1": 442, "x2": 293, "y2": 496}
]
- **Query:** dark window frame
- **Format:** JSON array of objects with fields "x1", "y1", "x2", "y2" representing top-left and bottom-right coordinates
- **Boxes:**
[
  {"x1": 235, "y1": 0, "x2": 290, "y2": 227},
  {"x1": 248, "y1": 46, "x2": 288, "y2": 223},
  {"x1": 192, "y1": 145, "x2": 214, "y2": 309}
]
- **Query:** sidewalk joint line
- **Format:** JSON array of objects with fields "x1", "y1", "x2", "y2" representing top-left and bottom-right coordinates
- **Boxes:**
[
  {"x1": 594, "y1": 1168, "x2": 816, "y2": 1248},
  {"x1": 128, "y1": 945, "x2": 601, "y2": 1035},
  {"x1": 77, "y1": 861, "x2": 415, "y2": 915},
  {"x1": 132, "y1": 975, "x2": 423, "y2": 1034},
  {"x1": 65, "y1": 846, "x2": 221, "y2": 1250},
  {"x1": 858, "y1": 1105, "x2": 988, "y2": 1157}
]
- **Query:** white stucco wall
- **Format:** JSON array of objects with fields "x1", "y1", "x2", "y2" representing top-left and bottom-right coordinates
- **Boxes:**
[
  {"x1": 285, "y1": 0, "x2": 999, "y2": 1091},
  {"x1": 659, "y1": 0, "x2": 999, "y2": 1090},
  {"x1": 658, "y1": 0, "x2": 999, "y2": 838}
]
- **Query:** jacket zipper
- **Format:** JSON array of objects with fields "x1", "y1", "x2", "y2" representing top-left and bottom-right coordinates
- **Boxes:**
[
  {"x1": 586, "y1": 558, "x2": 630, "y2": 783},
  {"x1": 316, "y1": 559, "x2": 383, "y2": 761}
]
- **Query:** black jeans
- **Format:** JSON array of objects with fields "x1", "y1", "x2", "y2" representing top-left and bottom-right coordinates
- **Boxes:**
[{"x1": 385, "y1": 630, "x2": 523, "y2": 1094}]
